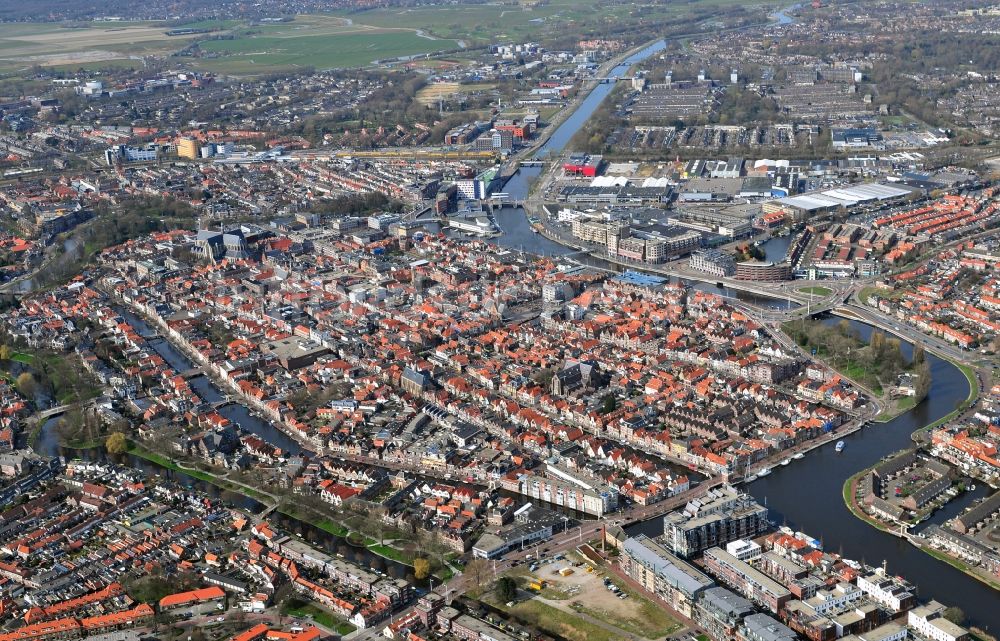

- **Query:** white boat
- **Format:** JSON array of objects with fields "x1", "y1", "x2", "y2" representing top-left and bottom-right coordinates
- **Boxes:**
[
  {"x1": 793, "y1": 452, "x2": 805, "y2": 460},
  {"x1": 970, "y1": 484, "x2": 977, "y2": 491},
  {"x1": 835, "y1": 440, "x2": 846, "y2": 453},
  {"x1": 780, "y1": 459, "x2": 791, "y2": 466},
  {"x1": 747, "y1": 474, "x2": 758, "y2": 482},
  {"x1": 758, "y1": 467, "x2": 772, "y2": 477}
]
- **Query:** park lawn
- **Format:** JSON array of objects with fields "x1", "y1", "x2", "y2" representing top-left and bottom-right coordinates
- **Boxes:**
[
  {"x1": 908, "y1": 360, "x2": 980, "y2": 431},
  {"x1": 10, "y1": 352, "x2": 34, "y2": 364},
  {"x1": 282, "y1": 598, "x2": 356, "y2": 635},
  {"x1": 501, "y1": 599, "x2": 619, "y2": 641},
  {"x1": 37, "y1": 352, "x2": 102, "y2": 404},
  {"x1": 276, "y1": 504, "x2": 350, "y2": 537},
  {"x1": 877, "y1": 394, "x2": 920, "y2": 420},
  {"x1": 367, "y1": 543, "x2": 413, "y2": 564},
  {"x1": 780, "y1": 321, "x2": 893, "y2": 395},
  {"x1": 126, "y1": 441, "x2": 271, "y2": 501}
]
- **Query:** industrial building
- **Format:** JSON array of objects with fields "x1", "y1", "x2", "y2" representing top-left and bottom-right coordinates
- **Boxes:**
[
  {"x1": 763, "y1": 184, "x2": 919, "y2": 222},
  {"x1": 563, "y1": 153, "x2": 604, "y2": 177}
]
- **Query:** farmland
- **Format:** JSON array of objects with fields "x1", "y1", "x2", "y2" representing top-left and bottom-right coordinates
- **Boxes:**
[
  {"x1": 331, "y1": 0, "x2": 762, "y2": 46},
  {"x1": 0, "y1": 0, "x2": 763, "y2": 75},
  {"x1": 0, "y1": 14, "x2": 460, "y2": 76},
  {"x1": 197, "y1": 27, "x2": 459, "y2": 74}
]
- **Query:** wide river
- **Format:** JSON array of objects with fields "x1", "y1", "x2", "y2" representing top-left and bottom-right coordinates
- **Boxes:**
[
  {"x1": 36, "y1": 25, "x2": 999, "y2": 626},
  {"x1": 623, "y1": 318, "x2": 992, "y2": 629},
  {"x1": 498, "y1": 35, "x2": 998, "y2": 630}
]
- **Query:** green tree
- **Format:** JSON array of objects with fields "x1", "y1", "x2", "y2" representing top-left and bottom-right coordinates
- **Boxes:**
[
  {"x1": 913, "y1": 359, "x2": 932, "y2": 404},
  {"x1": 496, "y1": 577, "x2": 518, "y2": 602},
  {"x1": 602, "y1": 394, "x2": 617, "y2": 414},
  {"x1": 106, "y1": 432, "x2": 128, "y2": 455}
]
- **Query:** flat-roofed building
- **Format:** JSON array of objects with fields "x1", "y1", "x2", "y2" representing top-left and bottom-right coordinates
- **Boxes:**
[
  {"x1": 266, "y1": 337, "x2": 330, "y2": 371},
  {"x1": 663, "y1": 485, "x2": 769, "y2": 558},
  {"x1": 842, "y1": 622, "x2": 907, "y2": 641},
  {"x1": 695, "y1": 586, "x2": 756, "y2": 641},
  {"x1": 704, "y1": 547, "x2": 792, "y2": 614},
  {"x1": 856, "y1": 571, "x2": 916, "y2": 614},
  {"x1": 621, "y1": 534, "x2": 715, "y2": 616},
  {"x1": 740, "y1": 613, "x2": 798, "y2": 641},
  {"x1": 690, "y1": 249, "x2": 736, "y2": 277},
  {"x1": 908, "y1": 601, "x2": 969, "y2": 641},
  {"x1": 735, "y1": 261, "x2": 792, "y2": 282}
]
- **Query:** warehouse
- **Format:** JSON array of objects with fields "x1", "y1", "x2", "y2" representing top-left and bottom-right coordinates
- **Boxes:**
[{"x1": 763, "y1": 183, "x2": 917, "y2": 221}]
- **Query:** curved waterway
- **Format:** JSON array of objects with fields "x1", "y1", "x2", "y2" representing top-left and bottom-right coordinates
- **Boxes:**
[
  {"x1": 628, "y1": 318, "x2": 999, "y2": 630},
  {"x1": 114, "y1": 306, "x2": 304, "y2": 456},
  {"x1": 34, "y1": 416, "x2": 414, "y2": 580}
]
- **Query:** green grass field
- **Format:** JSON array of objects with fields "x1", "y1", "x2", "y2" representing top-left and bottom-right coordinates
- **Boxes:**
[
  {"x1": 799, "y1": 286, "x2": 833, "y2": 296},
  {"x1": 0, "y1": 0, "x2": 762, "y2": 75},
  {"x1": 333, "y1": 0, "x2": 760, "y2": 44},
  {"x1": 499, "y1": 600, "x2": 620, "y2": 641},
  {"x1": 198, "y1": 29, "x2": 457, "y2": 73},
  {"x1": 282, "y1": 598, "x2": 356, "y2": 635},
  {"x1": 0, "y1": 21, "x2": 201, "y2": 70}
]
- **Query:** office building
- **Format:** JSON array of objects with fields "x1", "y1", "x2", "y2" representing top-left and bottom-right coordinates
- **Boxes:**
[
  {"x1": 690, "y1": 249, "x2": 736, "y2": 277},
  {"x1": 734, "y1": 261, "x2": 793, "y2": 282}
]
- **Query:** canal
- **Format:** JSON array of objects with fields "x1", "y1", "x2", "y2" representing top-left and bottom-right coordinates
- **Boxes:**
[
  {"x1": 34, "y1": 415, "x2": 414, "y2": 579},
  {"x1": 115, "y1": 306, "x2": 305, "y2": 456},
  {"x1": 534, "y1": 39, "x2": 667, "y2": 160},
  {"x1": 627, "y1": 317, "x2": 998, "y2": 631}
]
